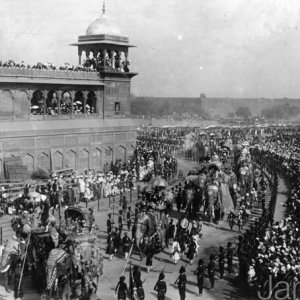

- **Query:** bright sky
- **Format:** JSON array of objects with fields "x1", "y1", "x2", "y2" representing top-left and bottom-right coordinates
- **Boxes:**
[{"x1": 1, "y1": 0, "x2": 300, "y2": 98}]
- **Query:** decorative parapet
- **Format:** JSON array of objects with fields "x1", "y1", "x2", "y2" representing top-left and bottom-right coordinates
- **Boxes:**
[{"x1": 0, "y1": 68, "x2": 100, "y2": 80}]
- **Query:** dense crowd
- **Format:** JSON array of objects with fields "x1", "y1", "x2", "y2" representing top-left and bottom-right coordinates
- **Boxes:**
[
  {"x1": 0, "y1": 55, "x2": 131, "y2": 73},
  {"x1": 1, "y1": 125, "x2": 300, "y2": 299},
  {"x1": 236, "y1": 130, "x2": 300, "y2": 297}
]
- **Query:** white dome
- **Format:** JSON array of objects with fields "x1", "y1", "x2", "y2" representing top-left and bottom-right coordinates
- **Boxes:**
[{"x1": 86, "y1": 13, "x2": 121, "y2": 36}]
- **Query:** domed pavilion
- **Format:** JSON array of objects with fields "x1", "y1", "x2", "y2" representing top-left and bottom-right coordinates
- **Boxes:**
[{"x1": 0, "y1": 2, "x2": 137, "y2": 178}]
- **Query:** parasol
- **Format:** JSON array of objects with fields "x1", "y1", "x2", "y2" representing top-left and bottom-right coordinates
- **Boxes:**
[
  {"x1": 29, "y1": 191, "x2": 40, "y2": 198},
  {"x1": 31, "y1": 106, "x2": 39, "y2": 109},
  {"x1": 241, "y1": 141, "x2": 250, "y2": 147},
  {"x1": 76, "y1": 101, "x2": 82, "y2": 104},
  {"x1": 153, "y1": 176, "x2": 168, "y2": 188},
  {"x1": 208, "y1": 161, "x2": 223, "y2": 171}
]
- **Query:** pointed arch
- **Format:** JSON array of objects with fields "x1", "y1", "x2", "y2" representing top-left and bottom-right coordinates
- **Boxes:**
[
  {"x1": 52, "y1": 151, "x2": 63, "y2": 171},
  {"x1": 87, "y1": 91, "x2": 96, "y2": 114},
  {"x1": 91, "y1": 148, "x2": 102, "y2": 170},
  {"x1": 23, "y1": 153, "x2": 34, "y2": 173},
  {"x1": 65, "y1": 150, "x2": 76, "y2": 169},
  {"x1": 78, "y1": 149, "x2": 89, "y2": 170}
]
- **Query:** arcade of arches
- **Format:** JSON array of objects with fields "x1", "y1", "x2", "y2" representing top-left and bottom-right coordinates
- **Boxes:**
[
  {"x1": 10, "y1": 144, "x2": 133, "y2": 174},
  {"x1": 31, "y1": 90, "x2": 97, "y2": 116}
]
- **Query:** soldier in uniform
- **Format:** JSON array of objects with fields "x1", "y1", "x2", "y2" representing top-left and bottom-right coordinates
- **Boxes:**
[
  {"x1": 227, "y1": 242, "x2": 234, "y2": 274},
  {"x1": 175, "y1": 266, "x2": 187, "y2": 300},
  {"x1": 218, "y1": 246, "x2": 225, "y2": 279},
  {"x1": 118, "y1": 210, "x2": 123, "y2": 235},
  {"x1": 135, "y1": 279, "x2": 145, "y2": 300},
  {"x1": 195, "y1": 259, "x2": 205, "y2": 295},
  {"x1": 107, "y1": 213, "x2": 112, "y2": 235},
  {"x1": 115, "y1": 276, "x2": 128, "y2": 300},
  {"x1": 121, "y1": 232, "x2": 131, "y2": 260},
  {"x1": 127, "y1": 207, "x2": 132, "y2": 230},
  {"x1": 154, "y1": 271, "x2": 167, "y2": 300},
  {"x1": 206, "y1": 254, "x2": 216, "y2": 290},
  {"x1": 133, "y1": 265, "x2": 141, "y2": 286}
]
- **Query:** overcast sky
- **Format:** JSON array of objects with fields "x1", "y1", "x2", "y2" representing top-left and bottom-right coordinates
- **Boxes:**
[{"x1": 1, "y1": 0, "x2": 300, "y2": 98}]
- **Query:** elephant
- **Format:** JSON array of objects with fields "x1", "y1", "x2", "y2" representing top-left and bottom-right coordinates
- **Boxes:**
[
  {"x1": 204, "y1": 181, "x2": 223, "y2": 223},
  {"x1": 134, "y1": 209, "x2": 168, "y2": 259},
  {"x1": 46, "y1": 247, "x2": 73, "y2": 299},
  {"x1": 0, "y1": 237, "x2": 25, "y2": 292}
]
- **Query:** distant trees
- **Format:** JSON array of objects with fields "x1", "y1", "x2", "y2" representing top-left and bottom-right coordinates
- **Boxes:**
[
  {"x1": 130, "y1": 97, "x2": 205, "y2": 117},
  {"x1": 235, "y1": 106, "x2": 252, "y2": 119},
  {"x1": 261, "y1": 103, "x2": 300, "y2": 119}
]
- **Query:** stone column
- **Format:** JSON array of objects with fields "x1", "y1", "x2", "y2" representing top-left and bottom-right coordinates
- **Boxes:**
[
  {"x1": 42, "y1": 90, "x2": 48, "y2": 116},
  {"x1": 103, "y1": 49, "x2": 107, "y2": 67},
  {"x1": 57, "y1": 90, "x2": 63, "y2": 115},
  {"x1": 111, "y1": 51, "x2": 115, "y2": 69},
  {"x1": 27, "y1": 90, "x2": 34, "y2": 117},
  {"x1": 69, "y1": 90, "x2": 75, "y2": 118},
  {"x1": 82, "y1": 91, "x2": 88, "y2": 116},
  {"x1": 78, "y1": 49, "x2": 82, "y2": 65}
]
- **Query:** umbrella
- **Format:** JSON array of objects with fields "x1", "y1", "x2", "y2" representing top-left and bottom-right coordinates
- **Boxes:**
[
  {"x1": 64, "y1": 62, "x2": 71, "y2": 66},
  {"x1": 76, "y1": 101, "x2": 82, "y2": 104},
  {"x1": 208, "y1": 161, "x2": 223, "y2": 171},
  {"x1": 241, "y1": 141, "x2": 250, "y2": 147},
  {"x1": 86, "y1": 104, "x2": 90, "y2": 108},
  {"x1": 142, "y1": 184, "x2": 152, "y2": 193},
  {"x1": 153, "y1": 176, "x2": 168, "y2": 188},
  {"x1": 29, "y1": 191, "x2": 40, "y2": 199},
  {"x1": 209, "y1": 132, "x2": 215, "y2": 136},
  {"x1": 31, "y1": 106, "x2": 39, "y2": 109}
]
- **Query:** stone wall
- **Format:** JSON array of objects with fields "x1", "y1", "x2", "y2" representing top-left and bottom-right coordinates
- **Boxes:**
[{"x1": 0, "y1": 127, "x2": 136, "y2": 174}]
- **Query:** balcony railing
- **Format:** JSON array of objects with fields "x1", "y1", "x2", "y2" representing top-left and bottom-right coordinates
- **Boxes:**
[{"x1": 0, "y1": 67, "x2": 100, "y2": 80}]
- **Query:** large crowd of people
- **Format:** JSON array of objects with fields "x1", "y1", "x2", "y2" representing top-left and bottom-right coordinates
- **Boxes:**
[{"x1": 1, "y1": 124, "x2": 300, "y2": 299}]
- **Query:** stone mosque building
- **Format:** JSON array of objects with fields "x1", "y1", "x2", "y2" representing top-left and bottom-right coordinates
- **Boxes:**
[{"x1": 0, "y1": 4, "x2": 137, "y2": 177}]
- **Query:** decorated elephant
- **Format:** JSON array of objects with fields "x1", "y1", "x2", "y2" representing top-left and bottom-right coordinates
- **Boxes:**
[
  {"x1": 0, "y1": 237, "x2": 25, "y2": 292},
  {"x1": 46, "y1": 247, "x2": 73, "y2": 299},
  {"x1": 72, "y1": 241, "x2": 103, "y2": 297},
  {"x1": 204, "y1": 181, "x2": 223, "y2": 222},
  {"x1": 134, "y1": 208, "x2": 168, "y2": 258}
]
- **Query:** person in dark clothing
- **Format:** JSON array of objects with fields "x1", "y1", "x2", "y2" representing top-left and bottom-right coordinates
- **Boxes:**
[
  {"x1": 195, "y1": 259, "x2": 205, "y2": 295},
  {"x1": 168, "y1": 219, "x2": 175, "y2": 243},
  {"x1": 206, "y1": 254, "x2": 216, "y2": 290},
  {"x1": 118, "y1": 211, "x2": 123, "y2": 235},
  {"x1": 176, "y1": 188, "x2": 182, "y2": 212},
  {"x1": 115, "y1": 276, "x2": 128, "y2": 300},
  {"x1": 145, "y1": 245, "x2": 154, "y2": 272},
  {"x1": 133, "y1": 265, "x2": 141, "y2": 286},
  {"x1": 175, "y1": 266, "x2": 187, "y2": 300},
  {"x1": 154, "y1": 272, "x2": 167, "y2": 300},
  {"x1": 107, "y1": 213, "x2": 113, "y2": 235},
  {"x1": 218, "y1": 246, "x2": 225, "y2": 279},
  {"x1": 227, "y1": 242, "x2": 234, "y2": 274},
  {"x1": 127, "y1": 207, "x2": 131, "y2": 230},
  {"x1": 135, "y1": 279, "x2": 145, "y2": 300},
  {"x1": 186, "y1": 238, "x2": 197, "y2": 264},
  {"x1": 107, "y1": 228, "x2": 117, "y2": 261},
  {"x1": 121, "y1": 232, "x2": 131, "y2": 260}
]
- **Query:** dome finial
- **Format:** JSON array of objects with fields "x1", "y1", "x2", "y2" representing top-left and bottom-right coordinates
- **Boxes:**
[{"x1": 102, "y1": 0, "x2": 106, "y2": 14}]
